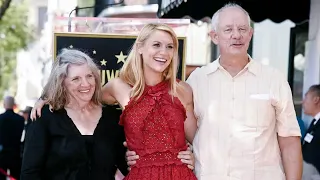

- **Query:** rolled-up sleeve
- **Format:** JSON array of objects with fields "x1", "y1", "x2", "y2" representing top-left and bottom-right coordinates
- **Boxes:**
[{"x1": 274, "y1": 78, "x2": 301, "y2": 137}]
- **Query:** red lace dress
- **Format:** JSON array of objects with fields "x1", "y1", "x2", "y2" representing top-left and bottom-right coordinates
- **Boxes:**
[{"x1": 120, "y1": 80, "x2": 197, "y2": 180}]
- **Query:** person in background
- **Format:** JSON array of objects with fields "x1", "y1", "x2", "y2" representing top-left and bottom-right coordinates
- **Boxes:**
[
  {"x1": 301, "y1": 84, "x2": 320, "y2": 180},
  {"x1": 0, "y1": 96, "x2": 25, "y2": 180}
]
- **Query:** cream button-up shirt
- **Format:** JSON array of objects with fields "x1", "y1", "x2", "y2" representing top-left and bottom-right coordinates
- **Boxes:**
[{"x1": 186, "y1": 57, "x2": 301, "y2": 180}]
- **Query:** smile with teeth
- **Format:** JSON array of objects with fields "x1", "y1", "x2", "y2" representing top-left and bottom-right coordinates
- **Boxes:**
[
  {"x1": 79, "y1": 90, "x2": 90, "y2": 93},
  {"x1": 154, "y1": 57, "x2": 167, "y2": 63}
]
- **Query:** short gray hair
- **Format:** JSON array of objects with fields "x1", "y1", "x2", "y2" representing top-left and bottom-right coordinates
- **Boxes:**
[
  {"x1": 211, "y1": 3, "x2": 251, "y2": 31},
  {"x1": 3, "y1": 96, "x2": 15, "y2": 109},
  {"x1": 41, "y1": 48, "x2": 102, "y2": 110}
]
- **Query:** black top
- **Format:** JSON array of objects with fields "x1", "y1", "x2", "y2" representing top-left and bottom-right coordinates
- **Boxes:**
[
  {"x1": 302, "y1": 118, "x2": 320, "y2": 172},
  {"x1": 0, "y1": 109, "x2": 25, "y2": 161},
  {"x1": 21, "y1": 105, "x2": 128, "y2": 180}
]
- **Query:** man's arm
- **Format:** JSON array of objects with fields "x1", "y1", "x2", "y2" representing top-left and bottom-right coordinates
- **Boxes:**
[
  {"x1": 272, "y1": 71, "x2": 302, "y2": 180},
  {"x1": 278, "y1": 136, "x2": 302, "y2": 180}
]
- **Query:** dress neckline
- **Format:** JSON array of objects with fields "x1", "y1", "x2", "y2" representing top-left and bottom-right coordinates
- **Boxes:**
[{"x1": 145, "y1": 80, "x2": 169, "y2": 92}]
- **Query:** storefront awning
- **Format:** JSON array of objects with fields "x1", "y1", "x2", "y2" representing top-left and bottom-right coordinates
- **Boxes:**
[{"x1": 157, "y1": 0, "x2": 310, "y2": 23}]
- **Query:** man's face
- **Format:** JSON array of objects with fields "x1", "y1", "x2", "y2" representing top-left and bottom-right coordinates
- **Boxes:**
[
  {"x1": 303, "y1": 90, "x2": 319, "y2": 116},
  {"x1": 210, "y1": 7, "x2": 253, "y2": 57}
]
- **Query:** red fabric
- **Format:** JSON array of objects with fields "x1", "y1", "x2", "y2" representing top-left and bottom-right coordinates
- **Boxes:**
[{"x1": 120, "y1": 80, "x2": 197, "y2": 180}]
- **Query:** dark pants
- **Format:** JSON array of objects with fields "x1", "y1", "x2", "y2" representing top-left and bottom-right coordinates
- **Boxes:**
[{"x1": 0, "y1": 152, "x2": 21, "y2": 180}]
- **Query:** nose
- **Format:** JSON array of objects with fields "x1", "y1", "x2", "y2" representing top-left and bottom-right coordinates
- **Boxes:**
[
  {"x1": 231, "y1": 29, "x2": 241, "y2": 39},
  {"x1": 80, "y1": 78, "x2": 90, "y2": 86},
  {"x1": 160, "y1": 46, "x2": 172, "y2": 55}
]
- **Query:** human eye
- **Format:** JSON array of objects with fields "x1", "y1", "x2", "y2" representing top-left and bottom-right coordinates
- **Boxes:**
[
  {"x1": 239, "y1": 28, "x2": 247, "y2": 32},
  {"x1": 167, "y1": 45, "x2": 174, "y2": 49},
  {"x1": 72, "y1": 77, "x2": 79, "y2": 81},
  {"x1": 224, "y1": 28, "x2": 232, "y2": 32},
  {"x1": 87, "y1": 74, "x2": 94, "y2": 78},
  {"x1": 153, "y1": 43, "x2": 160, "y2": 47}
]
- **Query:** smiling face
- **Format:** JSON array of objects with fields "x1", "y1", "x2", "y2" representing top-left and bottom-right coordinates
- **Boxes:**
[
  {"x1": 139, "y1": 29, "x2": 174, "y2": 76},
  {"x1": 210, "y1": 7, "x2": 253, "y2": 57},
  {"x1": 63, "y1": 63, "x2": 96, "y2": 104}
]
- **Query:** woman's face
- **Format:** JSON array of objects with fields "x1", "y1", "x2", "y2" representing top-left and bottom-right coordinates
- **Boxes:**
[
  {"x1": 140, "y1": 30, "x2": 174, "y2": 76},
  {"x1": 63, "y1": 63, "x2": 96, "y2": 103}
]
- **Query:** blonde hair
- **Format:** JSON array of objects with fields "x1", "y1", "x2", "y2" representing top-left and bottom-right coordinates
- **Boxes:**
[
  {"x1": 41, "y1": 48, "x2": 102, "y2": 110},
  {"x1": 119, "y1": 23, "x2": 180, "y2": 100}
]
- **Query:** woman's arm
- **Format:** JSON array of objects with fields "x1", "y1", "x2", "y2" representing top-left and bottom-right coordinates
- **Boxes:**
[
  {"x1": 102, "y1": 78, "x2": 131, "y2": 108},
  {"x1": 21, "y1": 108, "x2": 50, "y2": 180},
  {"x1": 177, "y1": 81, "x2": 198, "y2": 144},
  {"x1": 102, "y1": 79, "x2": 118, "y2": 105}
]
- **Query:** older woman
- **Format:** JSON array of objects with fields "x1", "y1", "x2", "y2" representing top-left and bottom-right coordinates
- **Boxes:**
[{"x1": 21, "y1": 49, "x2": 128, "y2": 180}]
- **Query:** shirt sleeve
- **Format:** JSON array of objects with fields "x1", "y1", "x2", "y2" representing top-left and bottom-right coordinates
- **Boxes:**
[
  {"x1": 186, "y1": 68, "x2": 201, "y2": 119},
  {"x1": 274, "y1": 77, "x2": 301, "y2": 137}
]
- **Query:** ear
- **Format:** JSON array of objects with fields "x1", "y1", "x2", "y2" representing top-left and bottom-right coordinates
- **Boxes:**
[
  {"x1": 136, "y1": 43, "x2": 143, "y2": 55},
  {"x1": 209, "y1": 30, "x2": 219, "y2": 45},
  {"x1": 313, "y1": 96, "x2": 320, "y2": 104},
  {"x1": 248, "y1": 27, "x2": 254, "y2": 41}
]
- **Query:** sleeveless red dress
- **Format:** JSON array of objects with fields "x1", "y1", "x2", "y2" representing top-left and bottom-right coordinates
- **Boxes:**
[{"x1": 120, "y1": 80, "x2": 197, "y2": 180}]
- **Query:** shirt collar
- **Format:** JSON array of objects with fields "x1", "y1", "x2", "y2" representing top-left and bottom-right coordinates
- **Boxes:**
[
  {"x1": 206, "y1": 54, "x2": 259, "y2": 76},
  {"x1": 314, "y1": 112, "x2": 320, "y2": 123}
]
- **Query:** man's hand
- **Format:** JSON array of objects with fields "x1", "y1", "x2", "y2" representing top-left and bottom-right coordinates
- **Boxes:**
[
  {"x1": 123, "y1": 142, "x2": 195, "y2": 170},
  {"x1": 123, "y1": 142, "x2": 139, "y2": 170},
  {"x1": 178, "y1": 145, "x2": 195, "y2": 170}
]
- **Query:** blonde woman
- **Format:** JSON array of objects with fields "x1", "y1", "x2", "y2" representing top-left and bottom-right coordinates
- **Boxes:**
[{"x1": 102, "y1": 23, "x2": 197, "y2": 179}]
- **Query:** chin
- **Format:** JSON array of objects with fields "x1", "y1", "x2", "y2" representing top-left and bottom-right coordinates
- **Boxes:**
[
  {"x1": 80, "y1": 94, "x2": 94, "y2": 101},
  {"x1": 152, "y1": 66, "x2": 168, "y2": 74}
]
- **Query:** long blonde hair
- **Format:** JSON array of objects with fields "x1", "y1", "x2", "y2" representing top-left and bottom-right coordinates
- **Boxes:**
[
  {"x1": 41, "y1": 49, "x2": 102, "y2": 110},
  {"x1": 119, "y1": 23, "x2": 180, "y2": 100}
]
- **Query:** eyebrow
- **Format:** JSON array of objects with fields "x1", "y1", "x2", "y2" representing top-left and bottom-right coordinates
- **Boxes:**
[
  {"x1": 68, "y1": 72, "x2": 93, "y2": 78},
  {"x1": 152, "y1": 41, "x2": 174, "y2": 45}
]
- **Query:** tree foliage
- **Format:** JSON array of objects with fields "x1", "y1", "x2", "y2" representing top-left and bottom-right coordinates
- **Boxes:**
[{"x1": 0, "y1": 1, "x2": 34, "y2": 97}]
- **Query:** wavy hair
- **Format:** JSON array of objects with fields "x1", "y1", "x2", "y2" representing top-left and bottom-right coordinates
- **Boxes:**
[{"x1": 41, "y1": 48, "x2": 102, "y2": 110}]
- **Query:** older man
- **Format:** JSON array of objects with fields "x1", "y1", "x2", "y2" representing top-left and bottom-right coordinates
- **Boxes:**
[{"x1": 185, "y1": 3, "x2": 302, "y2": 180}]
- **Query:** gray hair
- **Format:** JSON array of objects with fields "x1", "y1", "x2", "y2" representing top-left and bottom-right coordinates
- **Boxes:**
[
  {"x1": 41, "y1": 48, "x2": 102, "y2": 110},
  {"x1": 211, "y1": 3, "x2": 251, "y2": 31},
  {"x1": 3, "y1": 96, "x2": 15, "y2": 109}
]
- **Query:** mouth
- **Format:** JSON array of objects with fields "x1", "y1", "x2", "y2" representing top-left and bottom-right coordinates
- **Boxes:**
[
  {"x1": 79, "y1": 89, "x2": 90, "y2": 93},
  {"x1": 231, "y1": 43, "x2": 244, "y2": 48},
  {"x1": 154, "y1": 57, "x2": 167, "y2": 64}
]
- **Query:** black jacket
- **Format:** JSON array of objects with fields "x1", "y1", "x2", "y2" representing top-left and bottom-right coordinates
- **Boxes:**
[
  {"x1": 21, "y1": 105, "x2": 128, "y2": 180},
  {"x1": 302, "y1": 118, "x2": 320, "y2": 172},
  {"x1": 0, "y1": 109, "x2": 25, "y2": 161}
]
